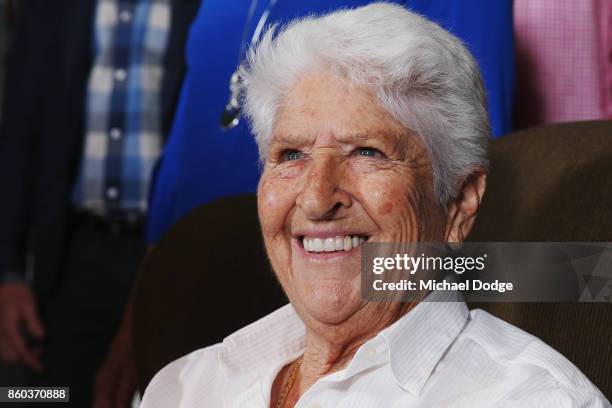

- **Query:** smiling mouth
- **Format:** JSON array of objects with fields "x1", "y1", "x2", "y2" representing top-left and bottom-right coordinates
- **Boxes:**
[{"x1": 300, "y1": 235, "x2": 369, "y2": 253}]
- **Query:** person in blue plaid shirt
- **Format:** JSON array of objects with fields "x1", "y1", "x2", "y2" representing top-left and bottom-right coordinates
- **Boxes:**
[
  {"x1": 71, "y1": 0, "x2": 169, "y2": 219},
  {"x1": 0, "y1": 0, "x2": 200, "y2": 406},
  {"x1": 71, "y1": 3, "x2": 170, "y2": 405}
]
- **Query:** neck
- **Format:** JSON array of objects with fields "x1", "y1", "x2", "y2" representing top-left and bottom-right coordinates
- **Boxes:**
[
  {"x1": 300, "y1": 301, "x2": 416, "y2": 391},
  {"x1": 272, "y1": 301, "x2": 417, "y2": 408},
  {"x1": 272, "y1": 328, "x2": 371, "y2": 408}
]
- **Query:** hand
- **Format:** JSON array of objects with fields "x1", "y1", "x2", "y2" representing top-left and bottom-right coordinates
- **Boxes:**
[
  {"x1": 0, "y1": 282, "x2": 45, "y2": 371},
  {"x1": 92, "y1": 304, "x2": 136, "y2": 408}
]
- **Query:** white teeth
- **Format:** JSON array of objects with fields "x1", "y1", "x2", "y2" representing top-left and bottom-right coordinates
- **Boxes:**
[
  {"x1": 335, "y1": 236, "x2": 343, "y2": 251},
  {"x1": 324, "y1": 237, "x2": 335, "y2": 252},
  {"x1": 302, "y1": 235, "x2": 367, "y2": 253},
  {"x1": 343, "y1": 236, "x2": 352, "y2": 251}
]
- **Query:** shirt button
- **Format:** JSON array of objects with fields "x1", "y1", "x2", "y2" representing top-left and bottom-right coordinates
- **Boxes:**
[
  {"x1": 114, "y1": 68, "x2": 127, "y2": 82},
  {"x1": 119, "y1": 10, "x2": 132, "y2": 23},
  {"x1": 109, "y1": 127, "x2": 122, "y2": 140},
  {"x1": 106, "y1": 186, "x2": 119, "y2": 200}
]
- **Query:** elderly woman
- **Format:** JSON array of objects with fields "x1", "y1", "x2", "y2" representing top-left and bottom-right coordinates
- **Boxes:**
[{"x1": 142, "y1": 3, "x2": 608, "y2": 407}]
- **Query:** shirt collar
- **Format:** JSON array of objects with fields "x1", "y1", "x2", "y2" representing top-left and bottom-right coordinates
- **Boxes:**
[
  {"x1": 379, "y1": 289, "x2": 469, "y2": 395},
  {"x1": 220, "y1": 303, "x2": 306, "y2": 378},
  {"x1": 219, "y1": 290, "x2": 468, "y2": 397}
]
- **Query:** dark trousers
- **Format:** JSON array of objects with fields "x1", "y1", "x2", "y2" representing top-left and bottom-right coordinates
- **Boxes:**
[{"x1": 25, "y1": 212, "x2": 146, "y2": 407}]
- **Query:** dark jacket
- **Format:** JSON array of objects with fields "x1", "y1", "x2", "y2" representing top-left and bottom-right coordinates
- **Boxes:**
[{"x1": 0, "y1": 0, "x2": 201, "y2": 301}]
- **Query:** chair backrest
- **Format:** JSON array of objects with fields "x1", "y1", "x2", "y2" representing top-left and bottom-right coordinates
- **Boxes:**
[
  {"x1": 468, "y1": 120, "x2": 612, "y2": 397},
  {"x1": 133, "y1": 120, "x2": 612, "y2": 397},
  {"x1": 132, "y1": 194, "x2": 287, "y2": 393}
]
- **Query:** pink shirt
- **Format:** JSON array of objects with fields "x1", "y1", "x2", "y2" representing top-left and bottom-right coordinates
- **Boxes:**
[{"x1": 514, "y1": 0, "x2": 612, "y2": 129}]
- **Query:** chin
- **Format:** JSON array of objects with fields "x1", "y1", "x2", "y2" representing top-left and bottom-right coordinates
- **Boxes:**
[{"x1": 298, "y1": 279, "x2": 363, "y2": 325}]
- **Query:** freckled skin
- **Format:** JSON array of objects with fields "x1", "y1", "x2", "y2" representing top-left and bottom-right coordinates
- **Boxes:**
[
  {"x1": 259, "y1": 72, "x2": 444, "y2": 330},
  {"x1": 258, "y1": 72, "x2": 484, "y2": 405},
  {"x1": 379, "y1": 201, "x2": 393, "y2": 215}
]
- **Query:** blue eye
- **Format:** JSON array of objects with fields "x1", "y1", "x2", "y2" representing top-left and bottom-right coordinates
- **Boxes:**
[
  {"x1": 282, "y1": 150, "x2": 304, "y2": 161},
  {"x1": 356, "y1": 147, "x2": 383, "y2": 158}
]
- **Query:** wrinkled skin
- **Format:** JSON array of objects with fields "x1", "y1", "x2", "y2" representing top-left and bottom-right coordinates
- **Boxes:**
[{"x1": 258, "y1": 72, "x2": 486, "y2": 406}]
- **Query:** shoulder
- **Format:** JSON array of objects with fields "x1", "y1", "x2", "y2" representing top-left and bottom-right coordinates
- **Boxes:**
[
  {"x1": 460, "y1": 309, "x2": 610, "y2": 407},
  {"x1": 140, "y1": 344, "x2": 226, "y2": 408}
]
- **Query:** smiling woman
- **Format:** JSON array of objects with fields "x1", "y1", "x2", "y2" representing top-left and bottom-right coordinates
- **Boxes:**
[
  {"x1": 256, "y1": 70, "x2": 448, "y2": 331},
  {"x1": 140, "y1": 3, "x2": 609, "y2": 408}
]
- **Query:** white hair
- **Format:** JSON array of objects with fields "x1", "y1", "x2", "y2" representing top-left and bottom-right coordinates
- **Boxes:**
[{"x1": 240, "y1": 2, "x2": 490, "y2": 205}]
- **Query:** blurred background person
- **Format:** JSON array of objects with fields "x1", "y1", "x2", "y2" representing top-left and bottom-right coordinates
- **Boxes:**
[
  {"x1": 514, "y1": 0, "x2": 612, "y2": 129},
  {"x1": 0, "y1": 0, "x2": 13, "y2": 117},
  {"x1": 0, "y1": 0, "x2": 16, "y2": 387},
  {"x1": 0, "y1": 0, "x2": 200, "y2": 406}
]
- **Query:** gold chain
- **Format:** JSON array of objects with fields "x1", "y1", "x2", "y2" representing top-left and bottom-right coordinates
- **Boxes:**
[{"x1": 275, "y1": 356, "x2": 303, "y2": 408}]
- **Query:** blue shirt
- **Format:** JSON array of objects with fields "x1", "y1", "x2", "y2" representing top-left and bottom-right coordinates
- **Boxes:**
[
  {"x1": 146, "y1": 0, "x2": 515, "y2": 243},
  {"x1": 72, "y1": 0, "x2": 171, "y2": 218}
]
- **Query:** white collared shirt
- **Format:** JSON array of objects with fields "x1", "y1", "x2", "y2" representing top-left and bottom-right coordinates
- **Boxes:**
[{"x1": 141, "y1": 293, "x2": 609, "y2": 407}]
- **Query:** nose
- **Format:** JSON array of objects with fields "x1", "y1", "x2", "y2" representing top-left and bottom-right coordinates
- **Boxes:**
[{"x1": 296, "y1": 156, "x2": 352, "y2": 220}]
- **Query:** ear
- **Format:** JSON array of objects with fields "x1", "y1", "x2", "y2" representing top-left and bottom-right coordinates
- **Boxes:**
[{"x1": 445, "y1": 169, "x2": 487, "y2": 244}]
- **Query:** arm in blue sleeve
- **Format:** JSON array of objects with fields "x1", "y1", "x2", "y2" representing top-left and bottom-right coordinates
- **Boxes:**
[
  {"x1": 472, "y1": 0, "x2": 515, "y2": 137},
  {"x1": 405, "y1": 0, "x2": 516, "y2": 137},
  {"x1": 145, "y1": 79, "x2": 192, "y2": 244}
]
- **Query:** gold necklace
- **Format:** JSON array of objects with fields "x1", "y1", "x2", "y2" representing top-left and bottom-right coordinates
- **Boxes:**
[{"x1": 275, "y1": 356, "x2": 303, "y2": 408}]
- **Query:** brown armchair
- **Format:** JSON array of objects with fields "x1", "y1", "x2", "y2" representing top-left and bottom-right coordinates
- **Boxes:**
[
  {"x1": 132, "y1": 120, "x2": 612, "y2": 397},
  {"x1": 467, "y1": 120, "x2": 612, "y2": 397}
]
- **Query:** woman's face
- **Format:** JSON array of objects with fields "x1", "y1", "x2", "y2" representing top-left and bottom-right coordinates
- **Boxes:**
[{"x1": 258, "y1": 72, "x2": 448, "y2": 329}]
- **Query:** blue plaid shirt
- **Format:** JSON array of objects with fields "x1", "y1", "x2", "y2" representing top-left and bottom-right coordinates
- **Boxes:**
[{"x1": 72, "y1": 0, "x2": 171, "y2": 218}]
